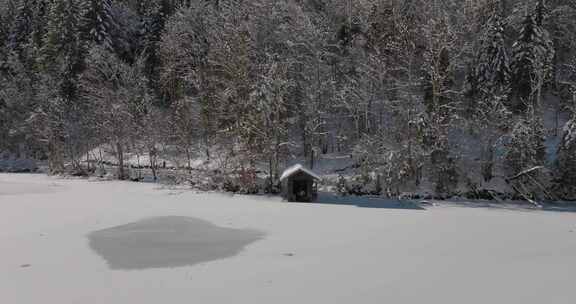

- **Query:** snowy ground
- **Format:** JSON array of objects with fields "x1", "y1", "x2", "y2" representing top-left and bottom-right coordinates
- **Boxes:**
[{"x1": 1, "y1": 174, "x2": 575, "y2": 304}]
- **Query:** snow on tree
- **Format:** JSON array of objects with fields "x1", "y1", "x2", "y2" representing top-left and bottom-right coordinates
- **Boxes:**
[
  {"x1": 0, "y1": 10, "x2": 8, "y2": 69},
  {"x1": 505, "y1": 109, "x2": 546, "y2": 176},
  {"x1": 249, "y1": 58, "x2": 293, "y2": 185},
  {"x1": 534, "y1": 0, "x2": 549, "y2": 27},
  {"x1": 7, "y1": 0, "x2": 34, "y2": 60},
  {"x1": 37, "y1": 0, "x2": 88, "y2": 173},
  {"x1": 159, "y1": 2, "x2": 210, "y2": 104},
  {"x1": 81, "y1": 47, "x2": 150, "y2": 179},
  {"x1": 553, "y1": 58, "x2": 576, "y2": 200},
  {"x1": 82, "y1": 0, "x2": 114, "y2": 50},
  {"x1": 137, "y1": 0, "x2": 179, "y2": 106},
  {"x1": 28, "y1": 0, "x2": 49, "y2": 52},
  {"x1": 554, "y1": 117, "x2": 576, "y2": 200},
  {"x1": 2, "y1": 0, "x2": 576, "y2": 199},
  {"x1": 41, "y1": 0, "x2": 86, "y2": 97},
  {"x1": 509, "y1": 7, "x2": 555, "y2": 113},
  {"x1": 473, "y1": 12, "x2": 511, "y2": 99},
  {"x1": 107, "y1": 2, "x2": 141, "y2": 64},
  {"x1": 464, "y1": 11, "x2": 515, "y2": 183},
  {"x1": 0, "y1": 53, "x2": 38, "y2": 153},
  {"x1": 169, "y1": 96, "x2": 201, "y2": 173}
]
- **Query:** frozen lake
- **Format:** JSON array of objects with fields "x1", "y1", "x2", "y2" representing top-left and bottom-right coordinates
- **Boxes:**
[
  {"x1": 88, "y1": 216, "x2": 263, "y2": 270},
  {"x1": 1, "y1": 173, "x2": 575, "y2": 304}
]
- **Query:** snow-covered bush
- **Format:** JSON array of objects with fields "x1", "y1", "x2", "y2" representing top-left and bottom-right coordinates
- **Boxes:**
[
  {"x1": 336, "y1": 175, "x2": 348, "y2": 196},
  {"x1": 351, "y1": 135, "x2": 421, "y2": 197},
  {"x1": 505, "y1": 115, "x2": 546, "y2": 176},
  {"x1": 336, "y1": 174, "x2": 382, "y2": 196},
  {"x1": 263, "y1": 177, "x2": 281, "y2": 194},
  {"x1": 504, "y1": 113, "x2": 553, "y2": 200},
  {"x1": 429, "y1": 149, "x2": 459, "y2": 197},
  {"x1": 221, "y1": 168, "x2": 261, "y2": 194},
  {"x1": 553, "y1": 118, "x2": 576, "y2": 200}
]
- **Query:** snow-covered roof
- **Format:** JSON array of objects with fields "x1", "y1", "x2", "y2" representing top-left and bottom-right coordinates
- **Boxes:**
[{"x1": 279, "y1": 164, "x2": 321, "y2": 181}]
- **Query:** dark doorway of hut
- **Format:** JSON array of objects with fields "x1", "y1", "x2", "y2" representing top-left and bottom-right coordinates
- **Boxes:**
[
  {"x1": 280, "y1": 164, "x2": 320, "y2": 202},
  {"x1": 293, "y1": 180, "x2": 308, "y2": 202}
]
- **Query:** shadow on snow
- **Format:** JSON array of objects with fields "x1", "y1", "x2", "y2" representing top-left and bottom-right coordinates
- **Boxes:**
[{"x1": 310, "y1": 192, "x2": 426, "y2": 210}]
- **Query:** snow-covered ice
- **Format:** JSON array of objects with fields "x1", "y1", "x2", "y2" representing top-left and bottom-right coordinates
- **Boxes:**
[{"x1": 1, "y1": 173, "x2": 575, "y2": 304}]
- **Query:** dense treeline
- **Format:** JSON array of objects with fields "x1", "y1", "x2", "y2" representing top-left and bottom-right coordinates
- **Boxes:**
[{"x1": 1, "y1": 0, "x2": 575, "y2": 200}]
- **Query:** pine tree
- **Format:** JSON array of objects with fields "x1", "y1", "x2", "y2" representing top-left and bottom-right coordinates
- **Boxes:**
[
  {"x1": 82, "y1": 0, "x2": 114, "y2": 50},
  {"x1": 554, "y1": 117, "x2": 576, "y2": 200},
  {"x1": 41, "y1": 0, "x2": 86, "y2": 100},
  {"x1": 534, "y1": 0, "x2": 549, "y2": 27},
  {"x1": 159, "y1": 3, "x2": 211, "y2": 103},
  {"x1": 29, "y1": 0, "x2": 50, "y2": 51},
  {"x1": 38, "y1": 0, "x2": 88, "y2": 173},
  {"x1": 474, "y1": 13, "x2": 511, "y2": 98},
  {"x1": 8, "y1": 0, "x2": 34, "y2": 60},
  {"x1": 138, "y1": 0, "x2": 174, "y2": 107},
  {"x1": 509, "y1": 9, "x2": 554, "y2": 113},
  {"x1": 0, "y1": 12, "x2": 8, "y2": 69}
]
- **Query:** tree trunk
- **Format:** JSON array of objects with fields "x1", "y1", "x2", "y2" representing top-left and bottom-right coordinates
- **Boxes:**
[
  {"x1": 116, "y1": 141, "x2": 125, "y2": 180},
  {"x1": 48, "y1": 133, "x2": 65, "y2": 175},
  {"x1": 308, "y1": 148, "x2": 315, "y2": 169},
  {"x1": 86, "y1": 149, "x2": 91, "y2": 172},
  {"x1": 481, "y1": 144, "x2": 495, "y2": 182},
  {"x1": 186, "y1": 148, "x2": 192, "y2": 174},
  {"x1": 137, "y1": 153, "x2": 142, "y2": 180},
  {"x1": 149, "y1": 146, "x2": 157, "y2": 182}
]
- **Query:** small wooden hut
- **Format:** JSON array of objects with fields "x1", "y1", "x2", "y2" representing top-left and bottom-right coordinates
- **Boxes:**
[{"x1": 280, "y1": 164, "x2": 320, "y2": 202}]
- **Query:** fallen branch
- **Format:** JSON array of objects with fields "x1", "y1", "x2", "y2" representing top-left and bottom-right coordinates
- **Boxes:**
[
  {"x1": 511, "y1": 181, "x2": 542, "y2": 208},
  {"x1": 525, "y1": 173, "x2": 557, "y2": 202},
  {"x1": 487, "y1": 189, "x2": 506, "y2": 204},
  {"x1": 493, "y1": 174, "x2": 542, "y2": 208},
  {"x1": 506, "y1": 166, "x2": 544, "y2": 182}
]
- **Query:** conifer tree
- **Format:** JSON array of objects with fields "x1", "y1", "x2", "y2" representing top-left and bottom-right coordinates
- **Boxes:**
[
  {"x1": 138, "y1": 0, "x2": 174, "y2": 107},
  {"x1": 41, "y1": 0, "x2": 86, "y2": 100},
  {"x1": 474, "y1": 13, "x2": 511, "y2": 98},
  {"x1": 38, "y1": 0, "x2": 87, "y2": 173},
  {"x1": 29, "y1": 0, "x2": 49, "y2": 51},
  {"x1": 8, "y1": 0, "x2": 34, "y2": 60},
  {"x1": 83, "y1": 0, "x2": 114, "y2": 50},
  {"x1": 0, "y1": 12, "x2": 8, "y2": 68},
  {"x1": 554, "y1": 117, "x2": 576, "y2": 200},
  {"x1": 510, "y1": 7, "x2": 554, "y2": 112},
  {"x1": 534, "y1": 0, "x2": 549, "y2": 27}
]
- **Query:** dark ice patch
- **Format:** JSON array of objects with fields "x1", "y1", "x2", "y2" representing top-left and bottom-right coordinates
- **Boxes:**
[{"x1": 88, "y1": 216, "x2": 264, "y2": 270}]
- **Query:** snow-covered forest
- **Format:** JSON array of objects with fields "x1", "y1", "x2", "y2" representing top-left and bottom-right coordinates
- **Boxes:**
[{"x1": 1, "y1": 0, "x2": 576, "y2": 201}]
